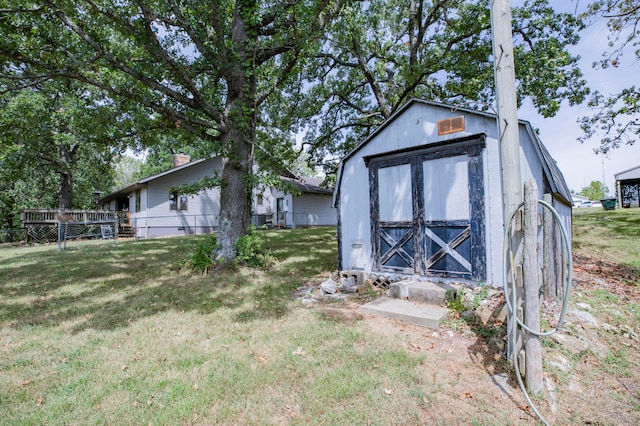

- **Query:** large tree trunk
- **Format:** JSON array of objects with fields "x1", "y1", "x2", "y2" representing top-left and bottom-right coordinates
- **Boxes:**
[
  {"x1": 213, "y1": 1, "x2": 256, "y2": 264},
  {"x1": 58, "y1": 172, "x2": 73, "y2": 210},
  {"x1": 216, "y1": 133, "x2": 253, "y2": 263}
]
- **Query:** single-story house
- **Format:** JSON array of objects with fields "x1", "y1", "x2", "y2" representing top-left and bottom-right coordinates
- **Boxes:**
[
  {"x1": 615, "y1": 165, "x2": 640, "y2": 208},
  {"x1": 571, "y1": 194, "x2": 590, "y2": 207},
  {"x1": 333, "y1": 99, "x2": 572, "y2": 288},
  {"x1": 100, "y1": 154, "x2": 336, "y2": 238}
]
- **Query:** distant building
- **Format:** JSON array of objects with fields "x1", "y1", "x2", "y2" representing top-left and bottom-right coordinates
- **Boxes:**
[
  {"x1": 571, "y1": 194, "x2": 590, "y2": 207},
  {"x1": 615, "y1": 165, "x2": 640, "y2": 208}
]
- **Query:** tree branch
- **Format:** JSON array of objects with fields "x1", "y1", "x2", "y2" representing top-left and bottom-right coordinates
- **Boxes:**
[{"x1": 42, "y1": 1, "x2": 207, "y2": 117}]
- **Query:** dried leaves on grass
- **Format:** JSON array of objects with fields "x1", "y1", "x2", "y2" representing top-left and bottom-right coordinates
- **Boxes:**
[{"x1": 573, "y1": 254, "x2": 640, "y2": 301}]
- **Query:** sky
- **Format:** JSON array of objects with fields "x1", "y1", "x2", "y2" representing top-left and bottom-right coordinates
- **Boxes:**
[{"x1": 518, "y1": 0, "x2": 639, "y2": 196}]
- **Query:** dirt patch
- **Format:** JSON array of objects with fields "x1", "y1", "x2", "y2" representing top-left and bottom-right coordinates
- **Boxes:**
[
  {"x1": 356, "y1": 312, "x2": 546, "y2": 424},
  {"x1": 315, "y1": 255, "x2": 640, "y2": 424},
  {"x1": 573, "y1": 253, "x2": 640, "y2": 301}
]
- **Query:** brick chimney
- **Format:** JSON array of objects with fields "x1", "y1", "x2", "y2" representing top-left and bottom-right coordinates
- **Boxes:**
[{"x1": 172, "y1": 152, "x2": 190, "y2": 167}]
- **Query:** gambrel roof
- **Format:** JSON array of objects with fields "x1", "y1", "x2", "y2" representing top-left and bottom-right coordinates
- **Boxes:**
[{"x1": 334, "y1": 98, "x2": 572, "y2": 206}]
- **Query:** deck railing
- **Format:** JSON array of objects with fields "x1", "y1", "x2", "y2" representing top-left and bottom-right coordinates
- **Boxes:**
[{"x1": 20, "y1": 209, "x2": 120, "y2": 226}]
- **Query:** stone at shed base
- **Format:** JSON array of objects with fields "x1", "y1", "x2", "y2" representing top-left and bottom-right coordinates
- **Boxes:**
[
  {"x1": 320, "y1": 279, "x2": 337, "y2": 294},
  {"x1": 476, "y1": 302, "x2": 507, "y2": 326},
  {"x1": 389, "y1": 280, "x2": 450, "y2": 306}
]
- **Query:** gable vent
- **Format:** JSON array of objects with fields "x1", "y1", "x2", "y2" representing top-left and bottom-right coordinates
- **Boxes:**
[{"x1": 438, "y1": 115, "x2": 465, "y2": 136}]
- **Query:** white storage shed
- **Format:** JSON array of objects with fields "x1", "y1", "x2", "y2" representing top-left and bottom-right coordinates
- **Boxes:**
[{"x1": 333, "y1": 99, "x2": 572, "y2": 287}]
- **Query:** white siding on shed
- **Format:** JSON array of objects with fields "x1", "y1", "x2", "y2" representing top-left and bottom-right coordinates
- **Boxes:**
[{"x1": 335, "y1": 99, "x2": 573, "y2": 288}]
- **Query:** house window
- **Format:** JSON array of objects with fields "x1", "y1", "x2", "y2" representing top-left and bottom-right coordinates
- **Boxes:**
[
  {"x1": 257, "y1": 195, "x2": 263, "y2": 206},
  {"x1": 170, "y1": 191, "x2": 188, "y2": 211},
  {"x1": 135, "y1": 190, "x2": 141, "y2": 212},
  {"x1": 169, "y1": 191, "x2": 178, "y2": 210},
  {"x1": 179, "y1": 194, "x2": 188, "y2": 211}
]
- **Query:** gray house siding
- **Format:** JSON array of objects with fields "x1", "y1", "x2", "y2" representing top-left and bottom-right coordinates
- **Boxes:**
[
  {"x1": 135, "y1": 157, "x2": 222, "y2": 238},
  {"x1": 101, "y1": 156, "x2": 336, "y2": 238},
  {"x1": 292, "y1": 193, "x2": 336, "y2": 227},
  {"x1": 267, "y1": 189, "x2": 336, "y2": 228}
]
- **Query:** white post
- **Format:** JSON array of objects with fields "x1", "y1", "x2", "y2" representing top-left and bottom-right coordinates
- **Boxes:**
[{"x1": 57, "y1": 219, "x2": 62, "y2": 252}]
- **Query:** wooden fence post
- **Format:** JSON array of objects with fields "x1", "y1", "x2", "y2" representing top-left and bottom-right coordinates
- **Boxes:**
[
  {"x1": 542, "y1": 193, "x2": 558, "y2": 300},
  {"x1": 523, "y1": 179, "x2": 543, "y2": 394}
]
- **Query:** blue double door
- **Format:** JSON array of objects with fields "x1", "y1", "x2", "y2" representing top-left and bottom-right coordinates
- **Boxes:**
[{"x1": 369, "y1": 140, "x2": 485, "y2": 280}]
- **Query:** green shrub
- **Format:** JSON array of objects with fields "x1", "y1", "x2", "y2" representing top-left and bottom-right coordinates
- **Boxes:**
[
  {"x1": 235, "y1": 225, "x2": 275, "y2": 268},
  {"x1": 447, "y1": 284, "x2": 489, "y2": 312},
  {"x1": 446, "y1": 289, "x2": 466, "y2": 312},
  {"x1": 185, "y1": 234, "x2": 218, "y2": 273},
  {"x1": 184, "y1": 226, "x2": 275, "y2": 273}
]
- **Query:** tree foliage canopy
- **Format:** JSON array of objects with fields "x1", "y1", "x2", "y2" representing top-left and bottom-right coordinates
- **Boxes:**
[
  {"x1": 579, "y1": 180, "x2": 609, "y2": 200},
  {"x1": 0, "y1": 82, "x2": 117, "y2": 211},
  {"x1": 267, "y1": 0, "x2": 589, "y2": 175},
  {"x1": 579, "y1": 0, "x2": 639, "y2": 152},
  {"x1": 0, "y1": 0, "x2": 343, "y2": 259},
  {"x1": 1, "y1": 0, "x2": 592, "y2": 259}
]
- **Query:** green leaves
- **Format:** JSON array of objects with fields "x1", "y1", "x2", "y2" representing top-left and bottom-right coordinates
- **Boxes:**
[
  {"x1": 170, "y1": 173, "x2": 223, "y2": 197},
  {"x1": 1, "y1": 0, "x2": 348, "y2": 259},
  {"x1": 579, "y1": 180, "x2": 609, "y2": 200},
  {"x1": 281, "y1": 0, "x2": 587, "y2": 176},
  {"x1": 579, "y1": 0, "x2": 639, "y2": 152},
  {"x1": 0, "y1": 82, "x2": 118, "y2": 211}
]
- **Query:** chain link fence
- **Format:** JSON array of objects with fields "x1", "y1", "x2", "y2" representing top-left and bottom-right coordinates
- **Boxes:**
[{"x1": 11, "y1": 211, "x2": 333, "y2": 245}]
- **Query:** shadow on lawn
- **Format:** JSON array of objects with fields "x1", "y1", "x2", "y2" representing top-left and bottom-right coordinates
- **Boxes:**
[{"x1": 0, "y1": 228, "x2": 337, "y2": 333}]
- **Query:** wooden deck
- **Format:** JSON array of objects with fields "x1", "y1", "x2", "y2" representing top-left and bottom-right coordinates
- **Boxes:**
[
  {"x1": 20, "y1": 209, "x2": 127, "y2": 225},
  {"x1": 20, "y1": 209, "x2": 133, "y2": 242}
]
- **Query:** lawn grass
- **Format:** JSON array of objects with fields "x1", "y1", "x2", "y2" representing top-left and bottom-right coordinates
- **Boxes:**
[
  {"x1": 566, "y1": 208, "x2": 640, "y2": 423},
  {"x1": 572, "y1": 207, "x2": 640, "y2": 268},
  {"x1": 3, "y1": 217, "x2": 640, "y2": 425},
  {"x1": 0, "y1": 228, "x2": 439, "y2": 425}
]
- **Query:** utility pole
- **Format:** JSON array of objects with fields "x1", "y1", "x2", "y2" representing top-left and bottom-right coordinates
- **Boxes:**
[
  {"x1": 601, "y1": 152, "x2": 607, "y2": 197},
  {"x1": 491, "y1": 0, "x2": 522, "y2": 216},
  {"x1": 491, "y1": 0, "x2": 543, "y2": 395}
]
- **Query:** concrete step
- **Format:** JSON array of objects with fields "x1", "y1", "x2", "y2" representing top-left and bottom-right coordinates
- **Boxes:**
[
  {"x1": 389, "y1": 280, "x2": 452, "y2": 307},
  {"x1": 359, "y1": 297, "x2": 449, "y2": 329}
]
